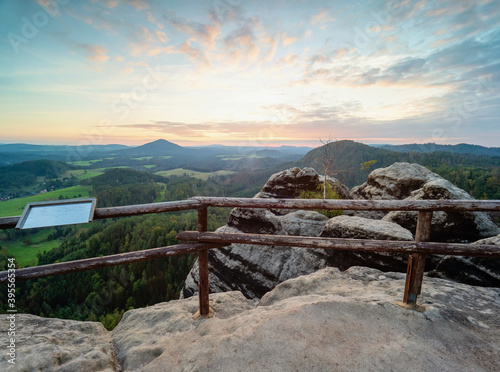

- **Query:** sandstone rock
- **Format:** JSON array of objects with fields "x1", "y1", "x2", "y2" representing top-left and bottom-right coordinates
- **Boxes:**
[
  {"x1": 8, "y1": 268, "x2": 500, "y2": 371},
  {"x1": 97, "y1": 268, "x2": 500, "y2": 371},
  {"x1": 0, "y1": 314, "x2": 116, "y2": 371},
  {"x1": 112, "y1": 291, "x2": 254, "y2": 371},
  {"x1": 321, "y1": 215, "x2": 414, "y2": 241},
  {"x1": 428, "y1": 234, "x2": 500, "y2": 287},
  {"x1": 227, "y1": 208, "x2": 282, "y2": 234},
  {"x1": 349, "y1": 162, "x2": 438, "y2": 200},
  {"x1": 318, "y1": 215, "x2": 414, "y2": 272},
  {"x1": 383, "y1": 178, "x2": 500, "y2": 241},
  {"x1": 183, "y1": 167, "x2": 346, "y2": 300},
  {"x1": 277, "y1": 210, "x2": 329, "y2": 236},
  {"x1": 254, "y1": 167, "x2": 348, "y2": 199},
  {"x1": 182, "y1": 225, "x2": 329, "y2": 299},
  {"x1": 350, "y1": 162, "x2": 499, "y2": 241}
]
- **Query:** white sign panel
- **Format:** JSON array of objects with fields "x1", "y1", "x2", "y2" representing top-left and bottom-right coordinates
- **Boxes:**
[{"x1": 16, "y1": 198, "x2": 96, "y2": 229}]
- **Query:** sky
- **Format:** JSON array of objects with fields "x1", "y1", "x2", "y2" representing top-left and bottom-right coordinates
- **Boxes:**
[{"x1": 0, "y1": 0, "x2": 499, "y2": 147}]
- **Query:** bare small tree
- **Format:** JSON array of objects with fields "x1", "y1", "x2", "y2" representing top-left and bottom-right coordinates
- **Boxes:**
[{"x1": 315, "y1": 136, "x2": 339, "y2": 199}]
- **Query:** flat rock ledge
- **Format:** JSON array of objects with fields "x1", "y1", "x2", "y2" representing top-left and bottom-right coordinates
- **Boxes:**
[{"x1": 3, "y1": 266, "x2": 499, "y2": 372}]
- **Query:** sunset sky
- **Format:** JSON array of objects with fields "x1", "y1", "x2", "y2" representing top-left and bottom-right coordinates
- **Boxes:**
[{"x1": 1, "y1": 0, "x2": 499, "y2": 147}]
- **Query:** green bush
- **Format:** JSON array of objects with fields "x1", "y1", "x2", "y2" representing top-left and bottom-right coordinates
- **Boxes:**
[{"x1": 298, "y1": 182, "x2": 343, "y2": 218}]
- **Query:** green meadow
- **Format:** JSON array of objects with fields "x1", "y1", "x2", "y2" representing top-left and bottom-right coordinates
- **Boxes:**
[
  {"x1": 0, "y1": 185, "x2": 92, "y2": 217},
  {"x1": 1, "y1": 228, "x2": 61, "y2": 267},
  {"x1": 61, "y1": 169, "x2": 104, "y2": 180}
]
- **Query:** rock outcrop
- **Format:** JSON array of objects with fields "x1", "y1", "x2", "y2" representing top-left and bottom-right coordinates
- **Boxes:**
[
  {"x1": 429, "y1": 233, "x2": 500, "y2": 287},
  {"x1": 254, "y1": 167, "x2": 349, "y2": 199},
  {"x1": 0, "y1": 315, "x2": 117, "y2": 371},
  {"x1": 183, "y1": 167, "x2": 352, "y2": 299},
  {"x1": 319, "y1": 215, "x2": 414, "y2": 272},
  {"x1": 183, "y1": 218, "x2": 331, "y2": 299},
  {"x1": 5, "y1": 267, "x2": 500, "y2": 371},
  {"x1": 351, "y1": 162, "x2": 500, "y2": 241},
  {"x1": 183, "y1": 164, "x2": 500, "y2": 299}
]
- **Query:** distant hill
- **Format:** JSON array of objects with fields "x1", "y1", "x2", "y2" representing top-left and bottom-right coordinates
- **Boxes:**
[
  {"x1": 0, "y1": 159, "x2": 72, "y2": 193},
  {"x1": 116, "y1": 139, "x2": 187, "y2": 157},
  {"x1": 0, "y1": 143, "x2": 130, "y2": 165},
  {"x1": 380, "y1": 143, "x2": 500, "y2": 157},
  {"x1": 299, "y1": 140, "x2": 500, "y2": 188}
]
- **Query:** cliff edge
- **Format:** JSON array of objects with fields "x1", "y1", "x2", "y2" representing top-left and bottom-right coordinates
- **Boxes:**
[{"x1": 2, "y1": 266, "x2": 499, "y2": 371}]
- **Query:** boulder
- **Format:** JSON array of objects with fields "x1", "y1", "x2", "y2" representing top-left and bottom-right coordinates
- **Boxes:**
[
  {"x1": 183, "y1": 167, "x2": 349, "y2": 300},
  {"x1": 277, "y1": 209, "x2": 329, "y2": 236},
  {"x1": 349, "y1": 162, "x2": 439, "y2": 200},
  {"x1": 255, "y1": 167, "x2": 349, "y2": 199},
  {"x1": 182, "y1": 221, "x2": 330, "y2": 299},
  {"x1": 383, "y1": 178, "x2": 500, "y2": 242},
  {"x1": 227, "y1": 208, "x2": 282, "y2": 234},
  {"x1": 428, "y1": 234, "x2": 500, "y2": 287},
  {"x1": 319, "y1": 215, "x2": 415, "y2": 272},
  {"x1": 9, "y1": 267, "x2": 500, "y2": 371},
  {"x1": 350, "y1": 162, "x2": 499, "y2": 241}
]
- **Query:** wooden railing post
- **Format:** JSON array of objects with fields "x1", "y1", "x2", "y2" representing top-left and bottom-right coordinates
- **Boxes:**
[
  {"x1": 194, "y1": 206, "x2": 213, "y2": 318},
  {"x1": 403, "y1": 211, "x2": 433, "y2": 307}
]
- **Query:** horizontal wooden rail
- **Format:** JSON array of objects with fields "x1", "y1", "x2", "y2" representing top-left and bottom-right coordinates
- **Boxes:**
[
  {"x1": 191, "y1": 197, "x2": 500, "y2": 211},
  {"x1": 177, "y1": 231, "x2": 500, "y2": 257},
  {"x1": 0, "y1": 242, "x2": 226, "y2": 284},
  {"x1": 0, "y1": 199, "x2": 201, "y2": 230}
]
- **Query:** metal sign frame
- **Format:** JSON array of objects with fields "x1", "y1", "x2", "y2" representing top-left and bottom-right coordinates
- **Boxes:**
[{"x1": 16, "y1": 198, "x2": 97, "y2": 229}]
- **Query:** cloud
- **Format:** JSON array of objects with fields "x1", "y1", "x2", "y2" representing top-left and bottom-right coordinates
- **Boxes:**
[
  {"x1": 281, "y1": 32, "x2": 298, "y2": 46},
  {"x1": 121, "y1": 67, "x2": 135, "y2": 74},
  {"x1": 155, "y1": 30, "x2": 169, "y2": 43},
  {"x1": 147, "y1": 45, "x2": 174, "y2": 56},
  {"x1": 147, "y1": 11, "x2": 164, "y2": 29},
  {"x1": 89, "y1": 0, "x2": 118, "y2": 9},
  {"x1": 310, "y1": 9, "x2": 335, "y2": 25},
  {"x1": 123, "y1": 0, "x2": 149, "y2": 11},
  {"x1": 179, "y1": 41, "x2": 210, "y2": 66},
  {"x1": 277, "y1": 53, "x2": 300, "y2": 67},
  {"x1": 223, "y1": 20, "x2": 260, "y2": 62},
  {"x1": 164, "y1": 10, "x2": 220, "y2": 48},
  {"x1": 83, "y1": 44, "x2": 110, "y2": 62}
]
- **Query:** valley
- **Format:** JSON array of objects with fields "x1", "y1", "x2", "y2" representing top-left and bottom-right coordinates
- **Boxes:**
[{"x1": 0, "y1": 138, "x2": 499, "y2": 330}]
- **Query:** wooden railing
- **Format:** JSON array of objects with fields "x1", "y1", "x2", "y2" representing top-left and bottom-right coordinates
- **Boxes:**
[{"x1": 1, "y1": 197, "x2": 499, "y2": 317}]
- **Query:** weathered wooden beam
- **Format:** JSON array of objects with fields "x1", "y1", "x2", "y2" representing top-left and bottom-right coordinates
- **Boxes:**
[
  {"x1": 197, "y1": 206, "x2": 211, "y2": 317},
  {"x1": 94, "y1": 200, "x2": 201, "y2": 218},
  {"x1": 403, "y1": 211, "x2": 433, "y2": 304},
  {"x1": 176, "y1": 231, "x2": 500, "y2": 257},
  {"x1": 190, "y1": 197, "x2": 500, "y2": 212},
  {"x1": 3, "y1": 198, "x2": 500, "y2": 230},
  {"x1": 0, "y1": 242, "x2": 225, "y2": 284}
]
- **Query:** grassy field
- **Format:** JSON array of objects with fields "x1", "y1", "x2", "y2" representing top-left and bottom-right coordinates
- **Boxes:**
[
  {"x1": 154, "y1": 168, "x2": 235, "y2": 180},
  {"x1": 61, "y1": 169, "x2": 104, "y2": 180},
  {"x1": 0, "y1": 185, "x2": 92, "y2": 217},
  {"x1": 1, "y1": 228, "x2": 61, "y2": 267}
]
